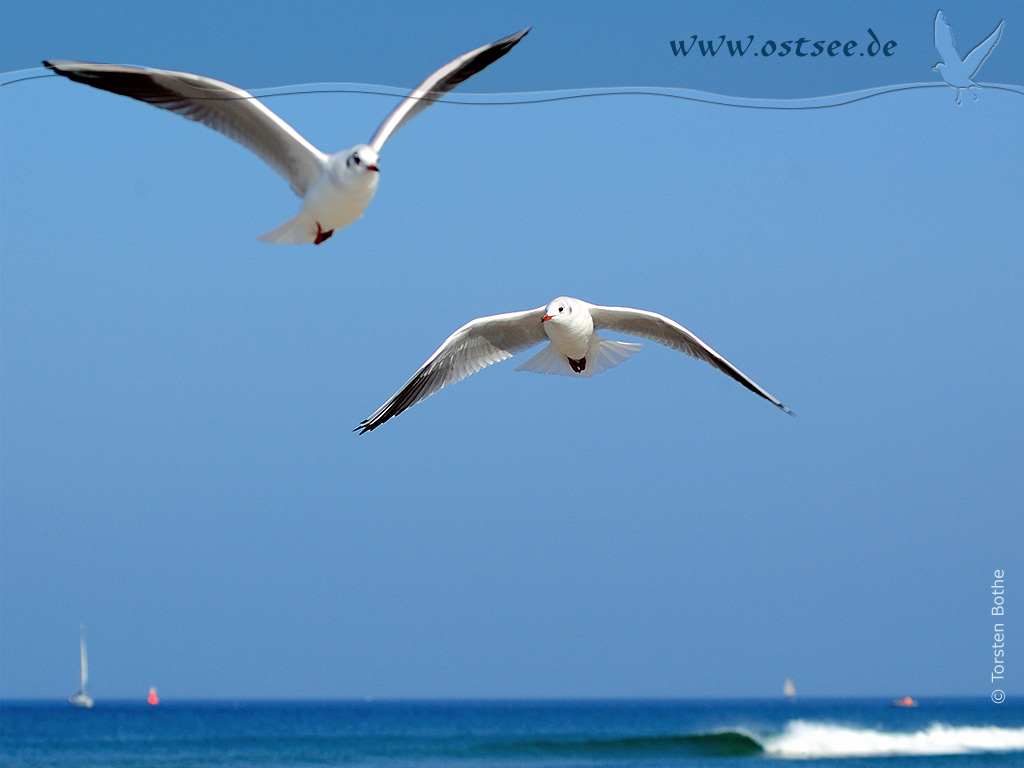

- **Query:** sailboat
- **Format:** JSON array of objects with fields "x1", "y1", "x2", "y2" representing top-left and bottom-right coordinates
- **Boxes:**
[
  {"x1": 783, "y1": 678, "x2": 796, "y2": 698},
  {"x1": 68, "y1": 625, "x2": 94, "y2": 708}
]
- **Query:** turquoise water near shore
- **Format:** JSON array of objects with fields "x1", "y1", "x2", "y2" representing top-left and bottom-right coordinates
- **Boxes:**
[{"x1": 2, "y1": 698, "x2": 1022, "y2": 767}]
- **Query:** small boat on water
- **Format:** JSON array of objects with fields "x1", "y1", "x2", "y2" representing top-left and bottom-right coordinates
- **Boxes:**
[
  {"x1": 891, "y1": 696, "x2": 918, "y2": 707},
  {"x1": 68, "y1": 626, "x2": 94, "y2": 708},
  {"x1": 783, "y1": 678, "x2": 796, "y2": 698},
  {"x1": 148, "y1": 687, "x2": 160, "y2": 705}
]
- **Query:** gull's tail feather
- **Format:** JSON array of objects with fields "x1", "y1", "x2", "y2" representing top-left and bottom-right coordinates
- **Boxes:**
[
  {"x1": 515, "y1": 343, "x2": 570, "y2": 376},
  {"x1": 514, "y1": 338, "x2": 642, "y2": 378},
  {"x1": 586, "y1": 337, "x2": 642, "y2": 377},
  {"x1": 257, "y1": 214, "x2": 317, "y2": 245}
]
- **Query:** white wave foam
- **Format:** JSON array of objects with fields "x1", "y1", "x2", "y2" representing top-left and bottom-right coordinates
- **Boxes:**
[{"x1": 761, "y1": 720, "x2": 1024, "y2": 758}]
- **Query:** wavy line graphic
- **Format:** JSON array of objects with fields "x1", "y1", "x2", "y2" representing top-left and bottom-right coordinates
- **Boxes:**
[{"x1": 4, "y1": 67, "x2": 1023, "y2": 109}]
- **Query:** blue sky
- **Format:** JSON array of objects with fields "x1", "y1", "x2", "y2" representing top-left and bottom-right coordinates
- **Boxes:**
[{"x1": 1, "y1": 1, "x2": 1022, "y2": 701}]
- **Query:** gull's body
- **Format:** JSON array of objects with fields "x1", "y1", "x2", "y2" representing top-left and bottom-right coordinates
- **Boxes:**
[
  {"x1": 358, "y1": 297, "x2": 791, "y2": 432},
  {"x1": 282, "y1": 147, "x2": 379, "y2": 244},
  {"x1": 44, "y1": 28, "x2": 528, "y2": 244},
  {"x1": 932, "y1": 11, "x2": 1004, "y2": 104}
]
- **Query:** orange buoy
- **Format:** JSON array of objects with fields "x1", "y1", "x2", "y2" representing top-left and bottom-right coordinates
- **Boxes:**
[{"x1": 147, "y1": 687, "x2": 159, "y2": 705}]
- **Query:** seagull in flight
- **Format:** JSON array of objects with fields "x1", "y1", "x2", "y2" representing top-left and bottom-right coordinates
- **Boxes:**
[
  {"x1": 44, "y1": 28, "x2": 529, "y2": 245},
  {"x1": 933, "y1": 10, "x2": 1004, "y2": 104},
  {"x1": 357, "y1": 296, "x2": 791, "y2": 432}
]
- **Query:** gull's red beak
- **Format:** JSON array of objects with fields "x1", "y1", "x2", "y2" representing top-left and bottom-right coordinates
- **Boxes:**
[
  {"x1": 367, "y1": 164, "x2": 379, "y2": 172},
  {"x1": 541, "y1": 314, "x2": 553, "y2": 322}
]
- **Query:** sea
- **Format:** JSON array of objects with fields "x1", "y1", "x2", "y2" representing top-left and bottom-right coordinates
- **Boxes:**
[{"x1": 1, "y1": 698, "x2": 1022, "y2": 767}]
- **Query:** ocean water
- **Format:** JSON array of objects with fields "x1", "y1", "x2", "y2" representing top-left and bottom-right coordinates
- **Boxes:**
[{"x1": 1, "y1": 698, "x2": 1022, "y2": 767}]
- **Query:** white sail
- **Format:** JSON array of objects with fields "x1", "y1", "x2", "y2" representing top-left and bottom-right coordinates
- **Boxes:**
[
  {"x1": 80, "y1": 631, "x2": 89, "y2": 689},
  {"x1": 784, "y1": 678, "x2": 796, "y2": 698},
  {"x1": 69, "y1": 625, "x2": 94, "y2": 708}
]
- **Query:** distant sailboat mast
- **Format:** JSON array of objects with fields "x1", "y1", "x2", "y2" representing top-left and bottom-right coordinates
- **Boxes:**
[{"x1": 69, "y1": 625, "x2": 94, "y2": 708}]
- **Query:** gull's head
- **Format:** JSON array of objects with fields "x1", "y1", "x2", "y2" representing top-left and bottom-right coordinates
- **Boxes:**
[
  {"x1": 346, "y1": 144, "x2": 380, "y2": 174},
  {"x1": 541, "y1": 296, "x2": 580, "y2": 324}
]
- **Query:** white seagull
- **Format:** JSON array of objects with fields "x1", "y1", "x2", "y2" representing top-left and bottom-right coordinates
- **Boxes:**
[
  {"x1": 357, "y1": 296, "x2": 791, "y2": 432},
  {"x1": 933, "y1": 10, "x2": 1004, "y2": 104},
  {"x1": 44, "y1": 28, "x2": 529, "y2": 245}
]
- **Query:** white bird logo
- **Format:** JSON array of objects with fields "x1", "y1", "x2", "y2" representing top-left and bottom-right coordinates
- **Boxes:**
[{"x1": 932, "y1": 10, "x2": 1004, "y2": 105}]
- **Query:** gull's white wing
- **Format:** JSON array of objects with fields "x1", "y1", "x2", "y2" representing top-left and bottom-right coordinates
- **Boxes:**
[
  {"x1": 588, "y1": 304, "x2": 792, "y2": 414},
  {"x1": 358, "y1": 306, "x2": 547, "y2": 432},
  {"x1": 367, "y1": 28, "x2": 529, "y2": 152},
  {"x1": 44, "y1": 60, "x2": 328, "y2": 197},
  {"x1": 934, "y1": 11, "x2": 960, "y2": 65},
  {"x1": 963, "y1": 20, "x2": 1004, "y2": 78}
]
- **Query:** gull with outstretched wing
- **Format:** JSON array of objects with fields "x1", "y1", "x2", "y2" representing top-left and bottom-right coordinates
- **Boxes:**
[
  {"x1": 358, "y1": 296, "x2": 791, "y2": 432},
  {"x1": 44, "y1": 28, "x2": 529, "y2": 244}
]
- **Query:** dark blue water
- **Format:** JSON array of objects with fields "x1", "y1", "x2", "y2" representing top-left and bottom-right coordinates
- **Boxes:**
[{"x1": 2, "y1": 698, "x2": 1022, "y2": 767}]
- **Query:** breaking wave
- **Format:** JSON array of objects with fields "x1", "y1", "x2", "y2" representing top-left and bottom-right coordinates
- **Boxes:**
[
  {"x1": 478, "y1": 722, "x2": 1024, "y2": 759},
  {"x1": 759, "y1": 720, "x2": 1024, "y2": 759}
]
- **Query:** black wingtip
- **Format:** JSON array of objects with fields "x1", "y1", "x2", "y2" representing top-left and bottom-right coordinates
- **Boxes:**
[
  {"x1": 496, "y1": 28, "x2": 531, "y2": 48},
  {"x1": 354, "y1": 421, "x2": 375, "y2": 435}
]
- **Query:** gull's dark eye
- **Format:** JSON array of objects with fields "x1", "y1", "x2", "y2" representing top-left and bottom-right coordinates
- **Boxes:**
[{"x1": 558, "y1": 306, "x2": 564, "y2": 313}]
